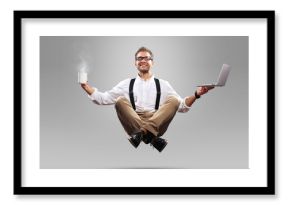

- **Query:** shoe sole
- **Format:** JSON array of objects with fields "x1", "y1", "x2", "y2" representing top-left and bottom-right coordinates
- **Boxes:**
[
  {"x1": 157, "y1": 141, "x2": 168, "y2": 152},
  {"x1": 152, "y1": 140, "x2": 168, "y2": 152},
  {"x1": 128, "y1": 138, "x2": 139, "y2": 148}
]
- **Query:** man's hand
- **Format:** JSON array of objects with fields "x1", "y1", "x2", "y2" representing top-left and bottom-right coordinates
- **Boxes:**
[
  {"x1": 196, "y1": 86, "x2": 214, "y2": 96},
  {"x1": 184, "y1": 86, "x2": 214, "y2": 107},
  {"x1": 80, "y1": 82, "x2": 95, "y2": 95}
]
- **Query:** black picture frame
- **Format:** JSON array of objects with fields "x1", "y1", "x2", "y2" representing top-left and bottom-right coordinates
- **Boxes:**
[{"x1": 14, "y1": 10, "x2": 275, "y2": 195}]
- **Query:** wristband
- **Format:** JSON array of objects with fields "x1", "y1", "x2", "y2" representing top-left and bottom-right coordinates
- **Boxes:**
[{"x1": 195, "y1": 91, "x2": 201, "y2": 99}]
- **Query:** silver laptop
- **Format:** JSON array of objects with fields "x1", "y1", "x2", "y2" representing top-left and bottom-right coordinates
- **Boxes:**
[{"x1": 197, "y1": 64, "x2": 231, "y2": 87}]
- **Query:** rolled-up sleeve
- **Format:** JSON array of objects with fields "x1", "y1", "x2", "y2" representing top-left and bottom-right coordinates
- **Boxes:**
[
  {"x1": 88, "y1": 79, "x2": 129, "y2": 105},
  {"x1": 177, "y1": 97, "x2": 191, "y2": 113}
]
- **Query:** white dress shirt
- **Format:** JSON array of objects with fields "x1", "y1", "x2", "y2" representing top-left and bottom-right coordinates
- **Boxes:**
[{"x1": 88, "y1": 75, "x2": 191, "y2": 113}]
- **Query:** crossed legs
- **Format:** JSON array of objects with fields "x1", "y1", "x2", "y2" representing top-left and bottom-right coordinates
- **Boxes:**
[{"x1": 115, "y1": 96, "x2": 180, "y2": 138}]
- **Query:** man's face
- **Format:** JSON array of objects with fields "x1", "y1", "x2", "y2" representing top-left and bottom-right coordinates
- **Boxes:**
[{"x1": 135, "y1": 51, "x2": 153, "y2": 73}]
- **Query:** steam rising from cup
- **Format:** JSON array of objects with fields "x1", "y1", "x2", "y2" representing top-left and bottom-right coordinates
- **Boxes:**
[{"x1": 78, "y1": 57, "x2": 88, "y2": 84}]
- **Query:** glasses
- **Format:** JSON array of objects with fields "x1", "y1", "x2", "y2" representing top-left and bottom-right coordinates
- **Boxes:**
[{"x1": 135, "y1": 56, "x2": 153, "y2": 61}]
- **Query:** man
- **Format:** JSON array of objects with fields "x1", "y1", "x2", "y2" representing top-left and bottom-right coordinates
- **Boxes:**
[{"x1": 81, "y1": 47, "x2": 213, "y2": 152}]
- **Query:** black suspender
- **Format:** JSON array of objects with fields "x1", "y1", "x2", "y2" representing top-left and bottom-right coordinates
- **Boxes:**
[
  {"x1": 129, "y1": 78, "x2": 136, "y2": 110},
  {"x1": 154, "y1": 78, "x2": 161, "y2": 110},
  {"x1": 129, "y1": 78, "x2": 161, "y2": 111}
]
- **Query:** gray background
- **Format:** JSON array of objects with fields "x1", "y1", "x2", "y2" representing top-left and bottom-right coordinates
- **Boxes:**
[{"x1": 40, "y1": 36, "x2": 248, "y2": 169}]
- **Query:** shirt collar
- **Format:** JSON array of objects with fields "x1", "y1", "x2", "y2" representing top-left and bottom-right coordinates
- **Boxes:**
[{"x1": 136, "y1": 74, "x2": 155, "y2": 82}]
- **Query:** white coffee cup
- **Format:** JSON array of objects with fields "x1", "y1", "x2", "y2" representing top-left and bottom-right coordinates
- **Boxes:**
[{"x1": 78, "y1": 71, "x2": 87, "y2": 84}]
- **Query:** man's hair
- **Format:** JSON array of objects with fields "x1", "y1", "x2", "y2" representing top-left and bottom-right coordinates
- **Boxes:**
[{"x1": 135, "y1": 47, "x2": 154, "y2": 60}]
